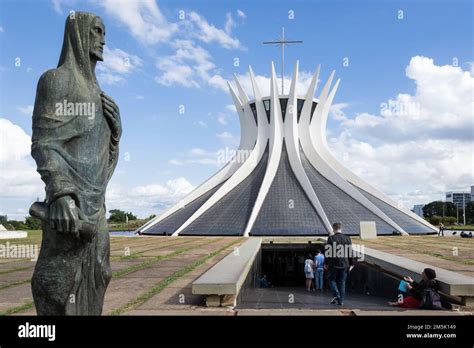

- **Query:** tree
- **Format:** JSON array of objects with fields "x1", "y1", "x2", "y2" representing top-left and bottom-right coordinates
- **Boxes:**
[
  {"x1": 422, "y1": 201, "x2": 457, "y2": 218},
  {"x1": 108, "y1": 209, "x2": 137, "y2": 223},
  {"x1": 429, "y1": 215, "x2": 442, "y2": 226},
  {"x1": 7, "y1": 220, "x2": 27, "y2": 230},
  {"x1": 25, "y1": 216, "x2": 42, "y2": 230},
  {"x1": 443, "y1": 216, "x2": 457, "y2": 225}
]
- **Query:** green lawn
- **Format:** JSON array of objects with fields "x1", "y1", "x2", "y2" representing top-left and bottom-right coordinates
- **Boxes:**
[{"x1": 446, "y1": 225, "x2": 474, "y2": 230}]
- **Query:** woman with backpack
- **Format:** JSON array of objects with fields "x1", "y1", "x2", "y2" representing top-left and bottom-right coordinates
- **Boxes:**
[
  {"x1": 304, "y1": 254, "x2": 316, "y2": 292},
  {"x1": 388, "y1": 268, "x2": 442, "y2": 309}
]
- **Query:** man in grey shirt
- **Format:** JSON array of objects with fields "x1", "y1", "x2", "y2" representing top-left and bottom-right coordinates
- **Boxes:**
[{"x1": 324, "y1": 223, "x2": 354, "y2": 305}]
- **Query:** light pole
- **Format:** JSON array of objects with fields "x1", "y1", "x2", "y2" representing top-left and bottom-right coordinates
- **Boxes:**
[
  {"x1": 463, "y1": 194, "x2": 466, "y2": 225},
  {"x1": 456, "y1": 204, "x2": 459, "y2": 224}
]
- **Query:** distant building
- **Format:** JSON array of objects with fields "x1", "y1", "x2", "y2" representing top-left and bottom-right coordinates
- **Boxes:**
[
  {"x1": 471, "y1": 185, "x2": 474, "y2": 202},
  {"x1": 446, "y1": 190, "x2": 471, "y2": 208},
  {"x1": 412, "y1": 204, "x2": 424, "y2": 217}
]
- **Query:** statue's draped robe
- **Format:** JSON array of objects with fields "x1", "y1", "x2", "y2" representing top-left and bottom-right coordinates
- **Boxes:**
[{"x1": 31, "y1": 12, "x2": 119, "y2": 315}]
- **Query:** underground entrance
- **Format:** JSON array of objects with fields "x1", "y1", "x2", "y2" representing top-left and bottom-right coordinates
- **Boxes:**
[
  {"x1": 236, "y1": 241, "x2": 407, "y2": 310},
  {"x1": 193, "y1": 238, "x2": 465, "y2": 310},
  {"x1": 260, "y1": 242, "x2": 324, "y2": 287}
]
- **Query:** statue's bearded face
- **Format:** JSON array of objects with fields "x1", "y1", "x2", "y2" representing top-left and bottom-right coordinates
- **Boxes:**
[{"x1": 90, "y1": 17, "x2": 105, "y2": 62}]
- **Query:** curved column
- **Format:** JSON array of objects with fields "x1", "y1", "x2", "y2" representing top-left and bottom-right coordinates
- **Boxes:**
[
  {"x1": 300, "y1": 76, "x2": 407, "y2": 234},
  {"x1": 139, "y1": 77, "x2": 257, "y2": 234},
  {"x1": 310, "y1": 76, "x2": 434, "y2": 232},
  {"x1": 282, "y1": 61, "x2": 332, "y2": 234},
  {"x1": 243, "y1": 62, "x2": 284, "y2": 236},
  {"x1": 172, "y1": 66, "x2": 270, "y2": 236}
]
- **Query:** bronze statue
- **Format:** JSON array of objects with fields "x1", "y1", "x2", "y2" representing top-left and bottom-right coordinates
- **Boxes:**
[{"x1": 30, "y1": 11, "x2": 121, "y2": 315}]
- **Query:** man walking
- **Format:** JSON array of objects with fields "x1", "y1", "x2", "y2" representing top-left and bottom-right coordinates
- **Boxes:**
[{"x1": 324, "y1": 223, "x2": 354, "y2": 306}]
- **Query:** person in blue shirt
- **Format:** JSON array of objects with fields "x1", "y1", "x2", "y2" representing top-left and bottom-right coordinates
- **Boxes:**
[{"x1": 314, "y1": 249, "x2": 325, "y2": 291}]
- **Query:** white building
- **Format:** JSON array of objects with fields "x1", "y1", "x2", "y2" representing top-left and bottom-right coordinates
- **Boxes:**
[
  {"x1": 137, "y1": 62, "x2": 437, "y2": 236},
  {"x1": 446, "y1": 190, "x2": 471, "y2": 208}
]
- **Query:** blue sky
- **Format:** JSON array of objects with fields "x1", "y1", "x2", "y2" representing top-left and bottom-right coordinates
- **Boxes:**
[{"x1": 0, "y1": 0, "x2": 472, "y2": 219}]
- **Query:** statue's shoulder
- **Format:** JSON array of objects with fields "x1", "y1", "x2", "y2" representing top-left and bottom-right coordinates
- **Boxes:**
[{"x1": 36, "y1": 67, "x2": 70, "y2": 96}]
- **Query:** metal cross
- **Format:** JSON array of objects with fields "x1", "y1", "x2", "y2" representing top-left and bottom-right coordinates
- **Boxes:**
[{"x1": 263, "y1": 27, "x2": 303, "y2": 94}]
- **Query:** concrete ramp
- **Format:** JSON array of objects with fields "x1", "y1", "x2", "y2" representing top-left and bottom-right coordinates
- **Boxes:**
[
  {"x1": 359, "y1": 245, "x2": 474, "y2": 304},
  {"x1": 192, "y1": 238, "x2": 262, "y2": 307}
]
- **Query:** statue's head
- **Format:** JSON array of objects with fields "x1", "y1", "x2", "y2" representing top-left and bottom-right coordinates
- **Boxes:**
[
  {"x1": 58, "y1": 11, "x2": 105, "y2": 82},
  {"x1": 89, "y1": 16, "x2": 105, "y2": 62}
]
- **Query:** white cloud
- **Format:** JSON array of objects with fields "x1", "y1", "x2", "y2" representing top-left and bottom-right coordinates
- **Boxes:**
[
  {"x1": 225, "y1": 13, "x2": 235, "y2": 34},
  {"x1": 97, "y1": 73, "x2": 124, "y2": 85},
  {"x1": 0, "y1": 26, "x2": 4, "y2": 33},
  {"x1": 189, "y1": 148, "x2": 210, "y2": 156},
  {"x1": 208, "y1": 74, "x2": 228, "y2": 91},
  {"x1": 217, "y1": 113, "x2": 228, "y2": 125},
  {"x1": 51, "y1": 0, "x2": 77, "y2": 15},
  {"x1": 233, "y1": 69, "x2": 316, "y2": 97},
  {"x1": 168, "y1": 147, "x2": 221, "y2": 168},
  {"x1": 132, "y1": 178, "x2": 193, "y2": 197},
  {"x1": 106, "y1": 177, "x2": 194, "y2": 218},
  {"x1": 196, "y1": 120, "x2": 207, "y2": 128},
  {"x1": 329, "y1": 103, "x2": 349, "y2": 121},
  {"x1": 188, "y1": 11, "x2": 242, "y2": 50},
  {"x1": 17, "y1": 105, "x2": 34, "y2": 115},
  {"x1": 328, "y1": 56, "x2": 474, "y2": 208},
  {"x1": 237, "y1": 10, "x2": 247, "y2": 19},
  {"x1": 468, "y1": 62, "x2": 474, "y2": 76},
  {"x1": 96, "y1": 0, "x2": 243, "y2": 50},
  {"x1": 216, "y1": 131, "x2": 234, "y2": 140},
  {"x1": 225, "y1": 104, "x2": 236, "y2": 112},
  {"x1": 155, "y1": 55, "x2": 199, "y2": 88},
  {"x1": 168, "y1": 159, "x2": 184, "y2": 166},
  {"x1": 97, "y1": 47, "x2": 142, "y2": 86},
  {"x1": 0, "y1": 119, "x2": 42, "y2": 211},
  {"x1": 155, "y1": 39, "x2": 227, "y2": 91},
  {"x1": 99, "y1": 47, "x2": 142, "y2": 74},
  {"x1": 90, "y1": 1, "x2": 244, "y2": 91},
  {"x1": 96, "y1": 0, "x2": 178, "y2": 44},
  {"x1": 336, "y1": 57, "x2": 473, "y2": 143}
]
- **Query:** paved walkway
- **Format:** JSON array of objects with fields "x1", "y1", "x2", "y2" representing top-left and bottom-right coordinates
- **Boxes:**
[
  {"x1": 238, "y1": 287, "x2": 398, "y2": 310},
  {"x1": 0, "y1": 233, "x2": 472, "y2": 315},
  {"x1": 0, "y1": 234, "x2": 244, "y2": 315}
]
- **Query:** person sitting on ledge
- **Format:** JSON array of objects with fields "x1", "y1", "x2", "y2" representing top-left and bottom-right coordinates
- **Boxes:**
[{"x1": 388, "y1": 268, "x2": 442, "y2": 309}]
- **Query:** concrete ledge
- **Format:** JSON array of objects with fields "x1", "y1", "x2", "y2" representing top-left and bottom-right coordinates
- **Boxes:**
[
  {"x1": 358, "y1": 245, "x2": 474, "y2": 300},
  {"x1": 0, "y1": 231, "x2": 28, "y2": 239},
  {"x1": 192, "y1": 238, "x2": 262, "y2": 306}
]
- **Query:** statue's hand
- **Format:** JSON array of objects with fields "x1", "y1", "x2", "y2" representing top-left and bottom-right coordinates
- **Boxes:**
[
  {"x1": 101, "y1": 92, "x2": 121, "y2": 141},
  {"x1": 49, "y1": 195, "x2": 80, "y2": 237}
]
